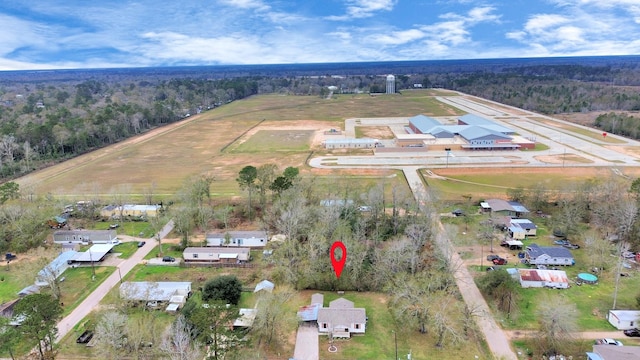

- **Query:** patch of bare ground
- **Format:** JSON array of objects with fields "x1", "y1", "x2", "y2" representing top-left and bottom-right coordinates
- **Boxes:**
[
  {"x1": 356, "y1": 126, "x2": 395, "y2": 139},
  {"x1": 241, "y1": 119, "x2": 338, "y2": 148},
  {"x1": 603, "y1": 144, "x2": 640, "y2": 157}
]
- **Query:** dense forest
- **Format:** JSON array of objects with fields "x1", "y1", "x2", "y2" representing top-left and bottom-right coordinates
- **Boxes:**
[{"x1": 1, "y1": 57, "x2": 640, "y2": 180}]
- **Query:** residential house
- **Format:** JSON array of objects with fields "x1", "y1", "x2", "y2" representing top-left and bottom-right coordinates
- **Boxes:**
[
  {"x1": 53, "y1": 230, "x2": 118, "y2": 245},
  {"x1": 517, "y1": 269, "x2": 569, "y2": 289},
  {"x1": 509, "y1": 219, "x2": 537, "y2": 237},
  {"x1": 182, "y1": 247, "x2": 250, "y2": 263},
  {"x1": 587, "y1": 345, "x2": 640, "y2": 360},
  {"x1": 484, "y1": 199, "x2": 529, "y2": 218},
  {"x1": 608, "y1": 310, "x2": 640, "y2": 330},
  {"x1": 119, "y1": 281, "x2": 191, "y2": 311},
  {"x1": 206, "y1": 231, "x2": 268, "y2": 247},
  {"x1": 317, "y1": 297, "x2": 367, "y2": 338},
  {"x1": 525, "y1": 244, "x2": 575, "y2": 266},
  {"x1": 35, "y1": 251, "x2": 79, "y2": 286}
]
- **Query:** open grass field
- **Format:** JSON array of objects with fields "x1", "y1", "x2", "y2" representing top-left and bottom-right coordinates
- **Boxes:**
[
  {"x1": 13, "y1": 90, "x2": 463, "y2": 202},
  {"x1": 425, "y1": 166, "x2": 640, "y2": 202}
]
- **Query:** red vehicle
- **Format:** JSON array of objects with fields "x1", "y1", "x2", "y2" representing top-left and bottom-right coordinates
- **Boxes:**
[{"x1": 492, "y1": 257, "x2": 508, "y2": 265}]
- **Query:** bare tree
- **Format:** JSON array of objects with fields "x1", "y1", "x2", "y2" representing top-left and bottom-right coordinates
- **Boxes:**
[
  {"x1": 38, "y1": 264, "x2": 62, "y2": 300},
  {"x1": 535, "y1": 295, "x2": 578, "y2": 355},
  {"x1": 251, "y1": 287, "x2": 296, "y2": 346},
  {"x1": 94, "y1": 311, "x2": 128, "y2": 360},
  {"x1": 160, "y1": 315, "x2": 203, "y2": 360}
]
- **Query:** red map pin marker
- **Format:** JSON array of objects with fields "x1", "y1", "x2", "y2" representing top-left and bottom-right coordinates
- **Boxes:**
[{"x1": 330, "y1": 241, "x2": 347, "y2": 279}]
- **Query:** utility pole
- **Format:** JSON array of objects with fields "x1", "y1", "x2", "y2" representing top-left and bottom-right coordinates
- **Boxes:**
[
  {"x1": 394, "y1": 330, "x2": 398, "y2": 360},
  {"x1": 445, "y1": 148, "x2": 451, "y2": 168}
]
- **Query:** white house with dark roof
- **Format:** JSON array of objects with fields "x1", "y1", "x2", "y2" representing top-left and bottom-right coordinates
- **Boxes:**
[
  {"x1": 206, "y1": 231, "x2": 268, "y2": 247},
  {"x1": 525, "y1": 244, "x2": 575, "y2": 266},
  {"x1": 317, "y1": 297, "x2": 367, "y2": 338},
  {"x1": 510, "y1": 219, "x2": 537, "y2": 237}
]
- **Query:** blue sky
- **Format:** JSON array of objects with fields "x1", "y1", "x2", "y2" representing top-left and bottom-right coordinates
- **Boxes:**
[{"x1": 1, "y1": 0, "x2": 639, "y2": 70}]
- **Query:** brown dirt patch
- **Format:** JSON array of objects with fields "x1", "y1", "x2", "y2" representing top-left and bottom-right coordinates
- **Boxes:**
[
  {"x1": 356, "y1": 126, "x2": 395, "y2": 139},
  {"x1": 241, "y1": 119, "x2": 338, "y2": 148}
]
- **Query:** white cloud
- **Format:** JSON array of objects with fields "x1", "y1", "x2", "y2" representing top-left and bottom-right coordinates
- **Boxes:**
[
  {"x1": 369, "y1": 29, "x2": 425, "y2": 45},
  {"x1": 327, "y1": 0, "x2": 396, "y2": 20},
  {"x1": 218, "y1": 0, "x2": 270, "y2": 10}
]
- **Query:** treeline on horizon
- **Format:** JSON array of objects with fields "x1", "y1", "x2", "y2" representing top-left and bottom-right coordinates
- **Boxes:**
[{"x1": 1, "y1": 57, "x2": 640, "y2": 180}]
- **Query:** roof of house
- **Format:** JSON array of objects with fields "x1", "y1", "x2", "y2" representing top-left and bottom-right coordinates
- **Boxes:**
[
  {"x1": 36, "y1": 251, "x2": 78, "y2": 282},
  {"x1": 53, "y1": 229, "x2": 117, "y2": 238},
  {"x1": 526, "y1": 244, "x2": 574, "y2": 259},
  {"x1": 206, "y1": 231, "x2": 267, "y2": 239},
  {"x1": 311, "y1": 293, "x2": 324, "y2": 306},
  {"x1": 297, "y1": 303, "x2": 321, "y2": 321},
  {"x1": 254, "y1": 280, "x2": 275, "y2": 293},
  {"x1": 485, "y1": 199, "x2": 529, "y2": 214},
  {"x1": 317, "y1": 307, "x2": 367, "y2": 325},
  {"x1": 119, "y1": 281, "x2": 191, "y2": 301},
  {"x1": 518, "y1": 269, "x2": 569, "y2": 283},
  {"x1": 510, "y1": 219, "x2": 537, "y2": 229},
  {"x1": 329, "y1": 298, "x2": 355, "y2": 309},
  {"x1": 588, "y1": 345, "x2": 640, "y2": 360}
]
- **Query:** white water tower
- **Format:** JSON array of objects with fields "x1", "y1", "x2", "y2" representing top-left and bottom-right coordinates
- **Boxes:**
[{"x1": 386, "y1": 74, "x2": 395, "y2": 94}]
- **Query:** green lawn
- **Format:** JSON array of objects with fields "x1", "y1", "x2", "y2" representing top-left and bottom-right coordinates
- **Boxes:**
[
  {"x1": 112, "y1": 241, "x2": 140, "y2": 259},
  {"x1": 59, "y1": 266, "x2": 114, "y2": 316}
]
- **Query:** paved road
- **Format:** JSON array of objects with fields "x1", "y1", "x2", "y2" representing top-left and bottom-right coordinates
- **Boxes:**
[
  {"x1": 293, "y1": 324, "x2": 319, "y2": 360},
  {"x1": 55, "y1": 220, "x2": 174, "y2": 342}
]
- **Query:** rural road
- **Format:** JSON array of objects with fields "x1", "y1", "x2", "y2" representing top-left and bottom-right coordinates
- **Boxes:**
[
  {"x1": 404, "y1": 168, "x2": 518, "y2": 360},
  {"x1": 55, "y1": 220, "x2": 174, "y2": 342}
]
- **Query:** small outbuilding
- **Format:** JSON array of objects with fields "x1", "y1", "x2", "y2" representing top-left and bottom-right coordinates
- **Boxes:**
[
  {"x1": 608, "y1": 310, "x2": 640, "y2": 330},
  {"x1": 254, "y1": 280, "x2": 275, "y2": 293}
]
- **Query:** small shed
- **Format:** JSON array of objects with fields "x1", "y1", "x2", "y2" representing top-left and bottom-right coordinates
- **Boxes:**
[
  {"x1": 233, "y1": 308, "x2": 257, "y2": 328},
  {"x1": 608, "y1": 310, "x2": 640, "y2": 330},
  {"x1": 254, "y1": 280, "x2": 275, "y2": 293}
]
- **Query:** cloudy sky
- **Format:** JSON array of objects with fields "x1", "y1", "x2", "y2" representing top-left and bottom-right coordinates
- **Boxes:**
[{"x1": 1, "y1": 0, "x2": 639, "y2": 71}]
